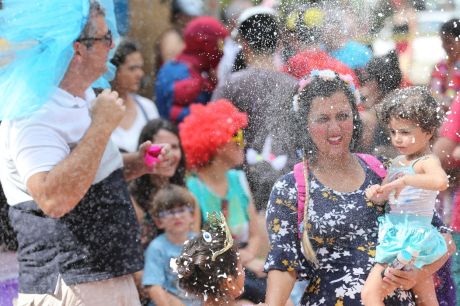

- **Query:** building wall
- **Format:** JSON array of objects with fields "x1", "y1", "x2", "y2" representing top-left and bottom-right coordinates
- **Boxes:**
[{"x1": 128, "y1": 0, "x2": 172, "y2": 97}]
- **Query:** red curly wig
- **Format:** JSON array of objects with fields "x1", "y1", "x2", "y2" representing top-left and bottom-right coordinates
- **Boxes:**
[{"x1": 179, "y1": 99, "x2": 248, "y2": 169}]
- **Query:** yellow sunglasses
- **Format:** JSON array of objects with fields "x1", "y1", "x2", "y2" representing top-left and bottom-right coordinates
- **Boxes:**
[{"x1": 231, "y1": 129, "x2": 244, "y2": 148}]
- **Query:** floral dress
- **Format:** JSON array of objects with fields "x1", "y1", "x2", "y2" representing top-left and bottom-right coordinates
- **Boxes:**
[{"x1": 264, "y1": 158, "x2": 416, "y2": 306}]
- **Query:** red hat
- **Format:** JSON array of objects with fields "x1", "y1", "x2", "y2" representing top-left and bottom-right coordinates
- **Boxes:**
[
  {"x1": 179, "y1": 100, "x2": 248, "y2": 169},
  {"x1": 183, "y1": 16, "x2": 229, "y2": 68},
  {"x1": 283, "y1": 50, "x2": 360, "y2": 88}
]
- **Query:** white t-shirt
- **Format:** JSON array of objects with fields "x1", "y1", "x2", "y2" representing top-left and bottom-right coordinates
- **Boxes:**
[
  {"x1": 0, "y1": 88, "x2": 123, "y2": 206},
  {"x1": 111, "y1": 94, "x2": 159, "y2": 152},
  {"x1": 217, "y1": 37, "x2": 241, "y2": 87}
]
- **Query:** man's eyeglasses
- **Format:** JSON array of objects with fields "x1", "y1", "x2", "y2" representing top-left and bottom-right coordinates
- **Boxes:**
[
  {"x1": 77, "y1": 30, "x2": 113, "y2": 47},
  {"x1": 157, "y1": 206, "x2": 193, "y2": 219},
  {"x1": 231, "y1": 129, "x2": 244, "y2": 148}
]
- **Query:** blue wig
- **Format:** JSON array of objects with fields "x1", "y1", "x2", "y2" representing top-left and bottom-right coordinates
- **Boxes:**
[{"x1": 0, "y1": 0, "x2": 119, "y2": 120}]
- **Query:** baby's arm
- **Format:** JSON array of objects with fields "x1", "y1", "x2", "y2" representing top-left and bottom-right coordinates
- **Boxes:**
[
  {"x1": 407, "y1": 155, "x2": 448, "y2": 190},
  {"x1": 380, "y1": 155, "x2": 449, "y2": 197},
  {"x1": 365, "y1": 175, "x2": 391, "y2": 205}
]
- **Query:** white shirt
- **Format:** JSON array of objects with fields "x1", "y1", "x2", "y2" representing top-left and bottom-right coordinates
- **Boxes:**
[
  {"x1": 111, "y1": 94, "x2": 159, "y2": 152},
  {"x1": 217, "y1": 37, "x2": 241, "y2": 87},
  {"x1": 0, "y1": 87, "x2": 123, "y2": 206}
]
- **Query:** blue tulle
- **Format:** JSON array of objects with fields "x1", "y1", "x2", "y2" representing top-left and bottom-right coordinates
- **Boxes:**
[
  {"x1": 375, "y1": 214, "x2": 448, "y2": 268},
  {"x1": 0, "y1": 0, "x2": 119, "y2": 120},
  {"x1": 93, "y1": 0, "x2": 120, "y2": 89}
]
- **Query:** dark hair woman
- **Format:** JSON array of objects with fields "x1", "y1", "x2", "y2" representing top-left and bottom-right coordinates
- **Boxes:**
[{"x1": 264, "y1": 70, "x2": 455, "y2": 306}]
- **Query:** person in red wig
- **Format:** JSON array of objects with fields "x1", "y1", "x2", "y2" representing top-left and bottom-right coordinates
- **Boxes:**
[
  {"x1": 179, "y1": 100, "x2": 267, "y2": 304},
  {"x1": 155, "y1": 16, "x2": 228, "y2": 123}
]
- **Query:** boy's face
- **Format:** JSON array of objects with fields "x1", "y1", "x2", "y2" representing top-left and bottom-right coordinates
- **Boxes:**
[{"x1": 155, "y1": 206, "x2": 194, "y2": 235}]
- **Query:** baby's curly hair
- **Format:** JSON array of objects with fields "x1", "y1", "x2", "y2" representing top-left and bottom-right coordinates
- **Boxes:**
[
  {"x1": 173, "y1": 223, "x2": 240, "y2": 302},
  {"x1": 379, "y1": 86, "x2": 444, "y2": 133}
]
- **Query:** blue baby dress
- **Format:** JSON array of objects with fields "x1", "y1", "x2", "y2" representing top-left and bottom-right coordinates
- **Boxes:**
[{"x1": 375, "y1": 156, "x2": 447, "y2": 268}]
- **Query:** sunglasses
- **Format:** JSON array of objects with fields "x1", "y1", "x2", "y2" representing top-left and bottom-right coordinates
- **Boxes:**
[
  {"x1": 231, "y1": 129, "x2": 244, "y2": 148},
  {"x1": 77, "y1": 30, "x2": 113, "y2": 47},
  {"x1": 157, "y1": 206, "x2": 193, "y2": 219}
]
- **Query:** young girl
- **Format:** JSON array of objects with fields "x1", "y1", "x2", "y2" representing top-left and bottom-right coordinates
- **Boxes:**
[
  {"x1": 171, "y1": 212, "x2": 248, "y2": 306},
  {"x1": 361, "y1": 87, "x2": 449, "y2": 306}
]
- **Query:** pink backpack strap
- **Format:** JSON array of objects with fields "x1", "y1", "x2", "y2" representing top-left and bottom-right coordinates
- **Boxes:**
[
  {"x1": 294, "y1": 162, "x2": 307, "y2": 238},
  {"x1": 356, "y1": 153, "x2": 387, "y2": 178}
]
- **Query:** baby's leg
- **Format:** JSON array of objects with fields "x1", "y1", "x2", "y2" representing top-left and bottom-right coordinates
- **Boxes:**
[
  {"x1": 412, "y1": 276, "x2": 439, "y2": 306},
  {"x1": 362, "y1": 264, "x2": 395, "y2": 306}
]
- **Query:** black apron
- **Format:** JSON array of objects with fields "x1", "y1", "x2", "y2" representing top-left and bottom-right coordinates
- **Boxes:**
[{"x1": 9, "y1": 169, "x2": 143, "y2": 294}]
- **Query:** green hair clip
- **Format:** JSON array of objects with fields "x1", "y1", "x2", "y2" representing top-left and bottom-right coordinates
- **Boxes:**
[{"x1": 205, "y1": 212, "x2": 234, "y2": 261}]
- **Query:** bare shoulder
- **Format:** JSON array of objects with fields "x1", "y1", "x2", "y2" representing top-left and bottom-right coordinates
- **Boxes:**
[
  {"x1": 413, "y1": 154, "x2": 442, "y2": 173},
  {"x1": 416, "y1": 154, "x2": 440, "y2": 164}
]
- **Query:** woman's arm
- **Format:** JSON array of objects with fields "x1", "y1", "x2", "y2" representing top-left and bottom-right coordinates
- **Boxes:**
[
  {"x1": 382, "y1": 233, "x2": 456, "y2": 289},
  {"x1": 240, "y1": 202, "x2": 261, "y2": 265},
  {"x1": 263, "y1": 173, "x2": 311, "y2": 305},
  {"x1": 265, "y1": 270, "x2": 297, "y2": 305}
]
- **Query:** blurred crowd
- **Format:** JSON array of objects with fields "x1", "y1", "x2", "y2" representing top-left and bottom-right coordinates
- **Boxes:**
[{"x1": 2, "y1": 0, "x2": 460, "y2": 305}]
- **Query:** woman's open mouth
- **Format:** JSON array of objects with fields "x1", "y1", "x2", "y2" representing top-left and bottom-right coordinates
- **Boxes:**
[{"x1": 327, "y1": 136, "x2": 342, "y2": 145}]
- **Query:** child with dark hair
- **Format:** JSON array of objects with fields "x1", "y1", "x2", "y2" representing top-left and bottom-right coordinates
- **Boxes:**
[
  {"x1": 172, "y1": 212, "x2": 246, "y2": 306},
  {"x1": 361, "y1": 87, "x2": 453, "y2": 306},
  {"x1": 142, "y1": 184, "x2": 201, "y2": 306},
  {"x1": 358, "y1": 51, "x2": 403, "y2": 157}
]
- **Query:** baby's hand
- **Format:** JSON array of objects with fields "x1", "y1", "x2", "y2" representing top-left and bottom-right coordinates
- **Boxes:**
[
  {"x1": 380, "y1": 177, "x2": 406, "y2": 199},
  {"x1": 365, "y1": 184, "x2": 380, "y2": 199},
  {"x1": 365, "y1": 184, "x2": 386, "y2": 205}
]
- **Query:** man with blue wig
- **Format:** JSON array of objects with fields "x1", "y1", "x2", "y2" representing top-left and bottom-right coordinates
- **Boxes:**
[{"x1": 0, "y1": 1, "x2": 170, "y2": 304}]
